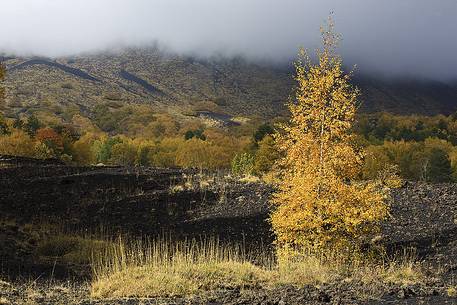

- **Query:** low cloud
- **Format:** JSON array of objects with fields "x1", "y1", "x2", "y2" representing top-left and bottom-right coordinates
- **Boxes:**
[{"x1": 0, "y1": 0, "x2": 456, "y2": 80}]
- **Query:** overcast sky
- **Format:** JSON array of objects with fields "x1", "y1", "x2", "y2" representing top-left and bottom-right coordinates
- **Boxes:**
[{"x1": 0, "y1": 0, "x2": 456, "y2": 80}]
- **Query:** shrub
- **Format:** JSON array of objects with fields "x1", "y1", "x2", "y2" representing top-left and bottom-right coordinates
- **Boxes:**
[
  {"x1": 231, "y1": 152, "x2": 255, "y2": 176},
  {"x1": 110, "y1": 142, "x2": 137, "y2": 166},
  {"x1": 34, "y1": 142, "x2": 54, "y2": 159},
  {"x1": 254, "y1": 135, "x2": 279, "y2": 175},
  {"x1": 426, "y1": 148, "x2": 452, "y2": 182},
  {"x1": 61, "y1": 82, "x2": 74, "y2": 90},
  {"x1": 136, "y1": 143, "x2": 154, "y2": 166},
  {"x1": 71, "y1": 132, "x2": 101, "y2": 165},
  {"x1": 36, "y1": 127, "x2": 64, "y2": 156},
  {"x1": 253, "y1": 123, "x2": 274, "y2": 143},
  {"x1": 176, "y1": 138, "x2": 211, "y2": 169},
  {"x1": 148, "y1": 138, "x2": 181, "y2": 168},
  {"x1": 104, "y1": 92, "x2": 123, "y2": 101},
  {"x1": 24, "y1": 115, "x2": 41, "y2": 136},
  {"x1": 12, "y1": 117, "x2": 24, "y2": 130}
]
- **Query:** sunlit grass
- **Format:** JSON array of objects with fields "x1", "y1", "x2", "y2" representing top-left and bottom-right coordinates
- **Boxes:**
[
  {"x1": 91, "y1": 237, "x2": 272, "y2": 298},
  {"x1": 90, "y1": 237, "x2": 425, "y2": 299}
]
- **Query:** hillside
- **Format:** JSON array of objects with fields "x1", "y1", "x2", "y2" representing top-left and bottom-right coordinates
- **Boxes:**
[
  {"x1": 1, "y1": 48, "x2": 457, "y2": 125},
  {"x1": 0, "y1": 49, "x2": 291, "y2": 122}
]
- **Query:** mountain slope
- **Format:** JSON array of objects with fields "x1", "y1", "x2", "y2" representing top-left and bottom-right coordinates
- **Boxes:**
[
  {"x1": 1, "y1": 48, "x2": 456, "y2": 123},
  {"x1": 355, "y1": 76, "x2": 457, "y2": 115}
]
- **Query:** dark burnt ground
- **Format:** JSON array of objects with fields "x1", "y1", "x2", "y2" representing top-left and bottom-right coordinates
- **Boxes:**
[
  {"x1": 384, "y1": 182, "x2": 457, "y2": 280},
  {"x1": 1, "y1": 280, "x2": 455, "y2": 305},
  {"x1": 0, "y1": 155, "x2": 272, "y2": 278},
  {"x1": 0, "y1": 155, "x2": 456, "y2": 304}
]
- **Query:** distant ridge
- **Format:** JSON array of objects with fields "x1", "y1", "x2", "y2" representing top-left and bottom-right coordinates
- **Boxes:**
[{"x1": 2, "y1": 49, "x2": 456, "y2": 120}]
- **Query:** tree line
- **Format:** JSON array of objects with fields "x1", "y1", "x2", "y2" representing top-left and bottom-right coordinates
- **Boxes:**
[{"x1": 1, "y1": 108, "x2": 457, "y2": 183}]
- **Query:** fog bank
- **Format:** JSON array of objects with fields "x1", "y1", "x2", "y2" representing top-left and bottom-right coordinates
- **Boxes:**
[{"x1": 0, "y1": 0, "x2": 456, "y2": 80}]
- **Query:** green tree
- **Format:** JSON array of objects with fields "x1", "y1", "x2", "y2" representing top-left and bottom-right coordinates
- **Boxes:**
[
  {"x1": 93, "y1": 104, "x2": 118, "y2": 132},
  {"x1": 0, "y1": 113, "x2": 10, "y2": 135},
  {"x1": 253, "y1": 135, "x2": 279, "y2": 174},
  {"x1": 426, "y1": 148, "x2": 452, "y2": 182},
  {"x1": 184, "y1": 129, "x2": 206, "y2": 141},
  {"x1": 24, "y1": 115, "x2": 41, "y2": 137},
  {"x1": 253, "y1": 123, "x2": 274, "y2": 143},
  {"x1": 96, "y1": 137, "x2": 123, "y2": 164}
]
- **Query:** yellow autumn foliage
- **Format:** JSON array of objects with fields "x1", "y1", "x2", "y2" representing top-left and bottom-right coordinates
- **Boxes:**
[
  {"x1": 271, "y1": 18, "x2": 389, "y2": 252},
  {"x1": 0, "y1": 130, "x2": 36, "y2": 157}
]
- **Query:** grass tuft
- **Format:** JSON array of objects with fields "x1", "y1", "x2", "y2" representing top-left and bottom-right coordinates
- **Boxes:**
[
  {"x1": 91, "y1": 237, "x2": 270, "y2": 298},
  {"x1": 90, "y1": 237, "x2": 425, "y2": 299},
  {"x1": 36, "y1": 235, "x2": 115, "y2": 264}
]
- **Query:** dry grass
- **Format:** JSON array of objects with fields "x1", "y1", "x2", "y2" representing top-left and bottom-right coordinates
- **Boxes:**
[
  {"x1": 90, "y1": 237, "x2": 425, "y2": 299},
  {"x1": 91, "y1": 237, "x2": 271, "y2": 298},
  {"x1": 93, "y1": 261, "x2": 270, "y2": 298},
  {"x1": 36, "y1": 234, "x2": 115, "y2": 265}
]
